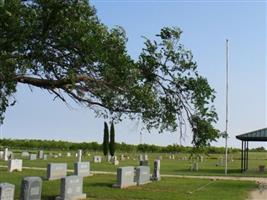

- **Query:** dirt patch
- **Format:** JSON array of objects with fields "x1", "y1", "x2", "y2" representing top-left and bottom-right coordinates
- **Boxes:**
[{"x1": 247, "y1": 181, "x2": 267, "y2": 200}]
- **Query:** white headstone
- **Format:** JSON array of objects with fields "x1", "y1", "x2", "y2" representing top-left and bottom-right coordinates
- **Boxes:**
[
  {"x1": 78, "y1": 149, "x2": 82, "y2": 162},
  {"x1": 8, "y1": 159, "x2": 23, "y2": 172},
  {"x1": 4, "y1": 148, "x2": 8, "y2": 161}
]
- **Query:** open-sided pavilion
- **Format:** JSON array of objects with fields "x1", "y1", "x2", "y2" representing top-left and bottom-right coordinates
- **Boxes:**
[{"x1": 236, "y1": 127, "x2": 267, "y2": 173}]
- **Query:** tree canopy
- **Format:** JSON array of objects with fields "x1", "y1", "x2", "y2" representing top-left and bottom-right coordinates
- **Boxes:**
[{"x1": 0, "y1": 0, "x2": 219, "y2": 147}]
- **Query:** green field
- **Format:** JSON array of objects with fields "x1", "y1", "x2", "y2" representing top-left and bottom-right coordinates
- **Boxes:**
[{"x1": 1, "y1": 151, "x2": 266, "y2": 199}]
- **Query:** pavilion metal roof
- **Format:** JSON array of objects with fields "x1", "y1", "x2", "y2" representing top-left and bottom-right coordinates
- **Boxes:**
[{"x1": 236, "y1": 128, "x2": 267, "y2": 141}]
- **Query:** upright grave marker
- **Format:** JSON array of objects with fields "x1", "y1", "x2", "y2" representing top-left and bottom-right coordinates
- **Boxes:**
[
  {"x1": 78, "y1": 150, "x2": 82, "y2": 162},
  {"x1": 20, "y1": 177, "x2": 42, "y2": 200},
  {"x1": 29, "y1": 154, "x2": 37, "y2": 161},
  {"x1": 152, "y1": 159, "x2": 160, "y2": 181},
  {"x1": 21, "y1": 151, "x2": 30, "y2": 158},
  {"x1": 135, "y1": 166, "x2": 150, "y2": 185},
  {"x1": 113, "y1": 167, "x2": 136, "y2": 188},
  {"x1": 47, "y1": 163, "x2": 67, "y2": 180},
  {"x1": 38, "y1": 150, "x2": 44, "y2": 159},
  {"x1": 56, "y1": 176, "x2": 86, "y2": 200},
  {"x1": 0, "y1": 183, "x2": 15, "y2": 200},
  {"x1": 4, "y1": 148, "x2": 8, "y2": 161},
  {"x1": 8, "y1": 159, "x2": 22, "y2": 172},
  {"x1": 74, "y1": 162, "x2": 90, "y2": 177}
]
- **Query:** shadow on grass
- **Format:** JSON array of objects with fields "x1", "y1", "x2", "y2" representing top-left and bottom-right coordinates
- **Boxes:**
[
  {"x1": 89, "y1": 182, "x2": 114, "y2": 188},
  {"x1": 42, "y1": 195, "x2": 56, "y2": 200}
]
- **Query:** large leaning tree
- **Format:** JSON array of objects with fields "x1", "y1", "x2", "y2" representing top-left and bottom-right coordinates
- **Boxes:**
[{"x1": 0, "y1": 0, "x2": 219, "y2": 148}]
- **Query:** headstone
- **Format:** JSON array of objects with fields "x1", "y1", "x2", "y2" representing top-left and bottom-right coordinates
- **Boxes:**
[
  {"x1": 4, "y1": 148, "x2": 8, "y2": 161},
  {"x1": 144, "y1": 154, "x2": 148, "y2": 161},
  {"x1": 139, "y1": 154, "x2": 143, "y2": 161},
  {"x1": 113, "y1": 160, "x2": 119, "y2": 165},
  {"x1": 20, "y1": 177, "x2": 42, "y2": 200},
  {"x1": 29, "y1": 154, "x2": 37, "y2": 161},
  {"x1": 120, "y1": 155, "x2": 125, "y2": 161},
  {"x1": 0, "y1": 151, "x2": 3, "y2": 159},
  {"x1": 152, "y1": 159, "x2": 160, "y2": 181},
  {"x1": 47, "y1": 163, "x2": 67, "y2": 180},
  {"x1": 190, "y1": 162, "x2": 199, "y2": 171},
  {"x1": 38, "y1": 150, "x2": 44, "y2": 159},
  {"x1": 107, "y1": 155, "x2": 112, "y2": 162},
  {"x1": 54, "y1": 155, "x2": 58, "y2": 158},
  {"x1": 58, "y1": 153, "x2": 62, "y2": 157},
  {"x1": 135, "y1": 166, "x2": 150, "y2": 185},
  {"x1": 8, "y1": 159, "x2": 23, "y2": 172},
  {"x1": 113, "y1": 167, "x2": 136, "y2": 188},
  {"x1": 259, "y1": 165, "x2": 265, "y2": 173},
  {"x1": 74, "y1": 162, "x2": 90, "y2": 177},
  {"x1": 21, "y1": 151, "x2": 30, "y2": 158},
  {"x1": 157, "y1": 156, "x2": 162, "y2": 160},
  {"x1": 56, "y1": 176, "x2": 86, "y2": 200},
  {"x1": 43, "y1": 155, "x2": 47, "y2": 160},
  {"x1": 77, "y1": 150, "x2": 82, "y2": 162},
  {"x1": 139, "y1": 160, "x2": 149, "y2": 166},
  {"x1": 66, "y1": 152, "x2": 71, "y2": 157},
  {"x1": 200, "y1": 156, "x2": 204, "y2": 163},
  {"x1": 93, "y1": 156, "x2": 101, "y2": 163},
  {"x1": 0, "y1": 183, "x2": 15, "y2": 200}
]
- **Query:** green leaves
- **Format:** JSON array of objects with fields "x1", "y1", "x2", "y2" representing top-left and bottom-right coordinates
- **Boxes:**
[{"x1": 0, "y1": 1, "x2": 219, "y2": 148}]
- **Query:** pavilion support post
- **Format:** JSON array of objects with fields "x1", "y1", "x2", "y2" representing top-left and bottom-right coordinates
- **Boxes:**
[
  {"x1": 241, "y1": 141, "x2": 243, "y2": 173},
  {"x1": 246, "y1": 141, "x2": 249, "y2": 171}
]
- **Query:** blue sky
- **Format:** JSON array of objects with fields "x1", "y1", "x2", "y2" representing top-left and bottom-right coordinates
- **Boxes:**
[{"x1": 1, "y1": 0, "x2": 266, "y2": 148}]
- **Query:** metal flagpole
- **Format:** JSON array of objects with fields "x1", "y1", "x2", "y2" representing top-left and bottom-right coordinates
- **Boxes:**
[{"x1": 225, "y1": 39, "x2": 229, "y2": 175}]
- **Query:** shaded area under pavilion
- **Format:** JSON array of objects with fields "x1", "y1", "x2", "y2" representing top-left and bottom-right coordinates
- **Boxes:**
[{"x1": 236, "y1": 127, "x2": 267, "y2": 173}]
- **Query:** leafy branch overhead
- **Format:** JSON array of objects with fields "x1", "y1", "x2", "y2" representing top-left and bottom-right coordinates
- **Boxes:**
[{"x1": 0, "y1": 0, "x2": 219, "y2": 147}]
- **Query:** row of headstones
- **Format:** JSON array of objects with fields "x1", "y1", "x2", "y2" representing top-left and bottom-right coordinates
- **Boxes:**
[
  {"x1": 1, "y1": 162, "x2": 90, "y2": 200},
  {"x1": 113, "y1": 159, "x2": 161, "y2": 188},
  {"x1": 0, "y1": 175, "x2": 86, "y2": 200}
]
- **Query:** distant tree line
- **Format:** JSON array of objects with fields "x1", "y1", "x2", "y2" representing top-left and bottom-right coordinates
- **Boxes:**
[{"x1": 0, "y1": 138, "x2": 241, "y2": 154}]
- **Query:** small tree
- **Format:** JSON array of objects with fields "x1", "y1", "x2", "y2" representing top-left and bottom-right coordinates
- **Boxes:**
[
  {"x1": 103, "y1": 122, "x2": 109, "y2": 156},
  {"x1": 109, "y1": 122, "x2": 115, "y2": 156}
]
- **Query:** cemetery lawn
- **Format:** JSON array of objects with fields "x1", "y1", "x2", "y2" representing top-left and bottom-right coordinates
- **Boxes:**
[{"x1": 0, "y1": 168, "x2": 256, "y2": 200}]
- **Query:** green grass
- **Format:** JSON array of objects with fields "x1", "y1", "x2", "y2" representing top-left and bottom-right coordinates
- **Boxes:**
[
  {"x1": 0, "y1": 168, "x2": 256, "y2": 200},
  {"x1": 1, "y1": 151, "x2": 267, "y2": 177}
]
